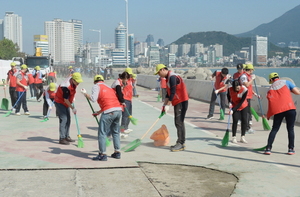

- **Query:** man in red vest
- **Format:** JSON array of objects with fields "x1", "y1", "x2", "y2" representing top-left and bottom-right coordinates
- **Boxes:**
[
  {"x1": 43, "y1": 82, "x2": 57, "y2": 119},
  {"x1": 33, "y1": 66, "x2": 44, "y2": 101},
  {"x1": 15, "y1": 64, "x2": 30, "y2": 115},
  {"x1": 54, "y1": 72, "x2": 83, "y2": 145},
  {"x1": 155, "y1": 64, "x2": 189, "y2": 152},
  {"x1": 264, "y1": 72, "x2": 300, "y2": 155},
  {"x1": 81, "y1": 75, "x2": 123, "y2": 161},
  {"x1": 6, "y1": 62, "x2": 18, "y2": 109}
]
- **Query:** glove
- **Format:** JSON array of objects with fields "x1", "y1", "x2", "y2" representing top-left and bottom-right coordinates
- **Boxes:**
[
  {"x1": 251, "y1": 74, "x2": 256, "y2": 80},
  {"x1": 81, "y1": 88, "x2": 86, "y2": 94},
  {"x1": 257, "y1": 94, "x2": 261, "y2": 99},
  {"x1": 24, "y1": 86, "x2": 29, "y2": 90},
  {"x1": 229, "y1": 110, "x2": 233, "y2": 115},
  {"x1": 162, "y1": 105, "x2": 170, "y2": 113},
  {"x1": 229, "y1": 102, "x2": 232, "y2": 109},
  {"x1": 72, "y1": 108, "x2": 77, "y2": 114},
  {"x1": 122, "y1": 103, "x2": 126, "y2": 107},
  {"x1": 92, "y1": 113, "x2": 98, "y2": 117},
  {"x1": 214, "y1": 90, "x2": 219, "y2": 94}
]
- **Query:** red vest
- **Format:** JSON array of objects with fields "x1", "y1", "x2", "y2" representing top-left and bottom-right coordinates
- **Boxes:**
[
  {"x1": 233, "y1": 71, "x2": 244, "y2": 80},
  {"x1": 27, "y1": 73, "x2": 34, "y2": 85},
  {"x1": 97, "y1": 82, "x2": 122, "y2": 112},
  {"x1": 229, "y1": 85, "x2": 248, "y2": 111},
  {"x1": 123, "y1": 78, "x2": 133, "y2": 101},
  {"x1": 16, "y1": 71, "x2": 29, "y2": 92},
  {"x1": 166, "y1": 71, "x2": 189, "y2": 106},
  {"x1": 7, "y1": 69, "x2": 17, "y2": 87},
  {"x1": 267, "y1": 79, "x2": 296, "y2": 119},
  {"x1": 48, "y1": 72, "x2": 55, "y2": 77},
  {"x1": 240, "y1": 72, "x2": 253, "y2": 99},
  {"x1": 34, "y1": 71, "x2": 43, "y2": 84},
  {"x1": 214, "y1": 71, "x2": 229, "y2": 93},
  {"x1": 54, "y1": 79, "x2": 76, "y2": 108},
  {"x1": 45, "y1": 89, "x2": 56, "y2": 99},
  {"x1": 160, "y1": 77, "x2": 167, "y2": 88}
]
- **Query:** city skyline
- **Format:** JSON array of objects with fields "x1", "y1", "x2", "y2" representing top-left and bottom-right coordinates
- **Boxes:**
[{"x1": 0, "y1": 0, "x2": 299, "y2": 54}]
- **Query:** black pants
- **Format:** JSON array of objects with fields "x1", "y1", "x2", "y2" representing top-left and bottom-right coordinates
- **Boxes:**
[
  {"x1": 208, "y1": 90, "x2": 226, "y2": 117},
  {"x1": 267, "y1": 109, "x2": 296, "y2": 150},
  {"x1": 9, "y1": 87, "x2": 17, "y2": 107},
  {"x1": 246, "y1": 99, "x2": 252, "y2": 130},
  {"x1": 15, "y1": 91, "x2": 28, "y2": 113},
  {"x1": 174, "y1": 101, "x2": 188, "y2": 144},
  {"x1": 232, "y1": 107, "x2": 248, "y2": 136},
  {"x1": 35, "y1": 83, "x2": 44, "y2": 100}
]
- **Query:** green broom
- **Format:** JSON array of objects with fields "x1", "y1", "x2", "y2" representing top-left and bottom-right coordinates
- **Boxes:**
[
  {"x1": 86, "y1": 97, "x2": 111, "y2": 147},
  {"x1": 250, "y1": 107, "x2": 259, "y2": 122},
  {"x1": 122, "y1": 112, "x2": 165, "y2": 152},
  {"x1": 211, "y1": 81, "x2": 224, "y2": 120},
  {"x1": 253, "y1": 145, "x2": 267, "y2": 151},
  {"x1": 73, "y1": 104, "x2": 84, "y2": 148},
  {"x1": 253, "y1": 80, "x2": 271, "y2": 130},
  {"x1": 125, "y1": 107, "x2": 138, "y2": 125},
  {"x1": 3, "y1": 91, "x2": 26, "y2": 117},
  {"x1": 221, "y1": 111, "x2": 231, "y2": 147}
]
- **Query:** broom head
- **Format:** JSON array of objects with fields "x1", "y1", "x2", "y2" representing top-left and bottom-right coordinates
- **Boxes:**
[
  {"x1": 40, "y1": 117, "x2": 49, "y2": 122},
  {"x1": 3, "y1": 110, "x2": 13, "y2": 117},
  {"x1": 77, "y1": 135, "x2": 84, "y2": 148},
  {"x1": 219, "y1": 109, "x2": 225, "y2": 120},
  {"x1": 221, "y1": 130, "x2": 230, "y2": 147},
  {"x1": 250, "y1": 107, "x2": 259, "y2": 122},
  {"x1": 121, "y1": 139, "x2": 141, "y2": 152},
  {"x1": 129, "y1": 116, "x2": 138, "y2": 125},
  {"x1": 253, "y1": 145, "x2": 267, "y2": 151},
  {"x1": 262, "y1": 117, "x2": 271, "y2": 130}
]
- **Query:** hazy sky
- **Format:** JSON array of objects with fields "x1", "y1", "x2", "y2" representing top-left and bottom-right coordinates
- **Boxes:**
[{"x1": 1, "y1": 0, "x2": 300, "y2": 54}]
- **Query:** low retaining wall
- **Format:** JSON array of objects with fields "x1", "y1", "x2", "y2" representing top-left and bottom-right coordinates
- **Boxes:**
[{"x1": 136, "y1": 74, "x2": 300, "y2": 124}]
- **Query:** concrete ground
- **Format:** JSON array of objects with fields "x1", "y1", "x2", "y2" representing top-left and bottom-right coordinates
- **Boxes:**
[{"x1": 0, "y1": 76, "x2": 299, "y2": 197}]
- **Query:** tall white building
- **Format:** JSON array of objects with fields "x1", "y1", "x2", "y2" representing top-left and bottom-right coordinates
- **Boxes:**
[
  {"x1": 252, "y1": 35, "x2": 268, "y2": 65},
  {"x1": 45, "y1": 19, "x2": 75, "y2": 63},
  {"x1": 0, "y1": 19, "x2": 3, "y2": 40},
  {"x1": 169, "y1": 43, "x2": 178, "y2": 56},
  {"x1": 213, "y1": 44, "x2": 223, "y2": 58},
  {"x1": 70, "y1": 19, "x2": 83, "y2": 55},
  {"x1": 3, "y1": 12, "x2": 23, "y2": 51}
]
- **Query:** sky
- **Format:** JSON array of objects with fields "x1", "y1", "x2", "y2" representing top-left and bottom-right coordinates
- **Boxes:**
[{"x1": 1, "y1": 0, "x2": 300, "y2": 54}]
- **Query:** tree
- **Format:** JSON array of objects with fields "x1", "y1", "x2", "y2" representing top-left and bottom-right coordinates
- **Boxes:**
[{"x1": 0, "y1": 38, "x2": 19, "y2": 60}]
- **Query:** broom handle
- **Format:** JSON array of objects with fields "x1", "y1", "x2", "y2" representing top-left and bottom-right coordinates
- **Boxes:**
[
  {"x1": 140, "y1": 117, "x2": 161, "y2": 140},
  {"x1": 227, "y1": 110, "x2": 231, "y2": 130},
  {"x1": 72, "y1": 103, "x2": 81, "y2": 135},
  {"x1": 13, "y1": 91, "x2": 26, "y2": 109},
  {"x1": 86, "y1": 97, "x2": 99, "y2": 123},
  {"x1": 125, "y1": 107, "x2": 131, "y2": 117},
  {"x1": 253, "y1": 79, "x2": 264, "y2": 115}
]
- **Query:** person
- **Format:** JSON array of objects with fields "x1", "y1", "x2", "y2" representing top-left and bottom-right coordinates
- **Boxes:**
[
  {"x1": 54, "y1": 72, "x2": 83, "y2": 145},
  {"x1": 27, "y1": 69, "x2": 36, "y2": 99},
  {"x1": 206, "y1": 67, "x2": 230, "y2": 120},
  {"x1": 264, "y1": 72, "x2": 300, "y2": 155},
  {"x1": 233, "y1": 63, "x2": 244, "y2": 80},
  {"x1": 155, "y1": 64, "x2": 189, "y2": 152},
  {"x1": 132, "y1": 74, "x2": 139, "y2": 97},
  {"x1": 160, "y1": 76, "x2": 167, "y2": 102},
  {"x1": 43, "y1": 82, "x2": 57, "y2": 119},
  {"x1": 68, "y1": 66, "x2": 74, "y2": 77},
  {"x1": 47, "y1": 71, "x2": 57, "y2": 83},
  {"x1": 81, "y1": 75, "x2": 123, "y2": 161},
  {"x1": 111, "y1": 71, "x2": 131, "y2": 138},
  {"x1": 33, "y1": 66, "x2": 44, "y2": 101},
  {"x1": 239, "y1": 64, "x2": 259, "y2": 133},
  {"x1": 15, "y1": 64, "x2": 30, "y2": 115},
  {"x1": 227, "y1": 80, "x2": 248, "y2": 143},
  {"x1": 6, "y1": 62, "x2": 18, "y2": 109}
]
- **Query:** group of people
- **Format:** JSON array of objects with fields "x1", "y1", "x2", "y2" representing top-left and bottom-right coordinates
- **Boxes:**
[{"x1": 206, "y1": 63, "x2": 300, "y2": 155}]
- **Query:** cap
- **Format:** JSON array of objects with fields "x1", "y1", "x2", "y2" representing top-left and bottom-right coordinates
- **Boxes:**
[
  {"x1": 244, "y1": 64, "x2": 254, "y2": 70},
  {"x1": 35, "y1": 66, "x2": 41, "y2": 71},
  {"x1": 72, "y1": 72, "x2": 83, "y2": 83},
  {"x1": 21, "y1": 64, "x2": 28, "y2": 69},
  {"x1": 236, "y1": 63, "x2": 244, "y2": 70},
  {"x1": 154, "y1": 64, "x2": 167, "y2": 75},
  {"x1": 269, "y1": 72, "x2": 279, "y2": 83},
  {"x1": 132, "y1": 74, "x2": 137, "y2": 79},
  {"x1": 49, "y1": 83, "x2": 56, "y2": 91},
  {"x1": 94, "y1": 75, "x2": 104, "y2": 81},
  {"x1": 124, "y1": 67, "x2": 133, "y2": 75},
  {"x1": 68, "y1": 66, "x2": 73, "y2": 69},
  {"x1": 10, "y1": 62, "x2": 16, "y2": 67}
]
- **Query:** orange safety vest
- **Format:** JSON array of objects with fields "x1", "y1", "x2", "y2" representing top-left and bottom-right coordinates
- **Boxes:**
[
  {"x1": 16, "y1": 71, "x2": 29, "y2": 92},
  {"x1": 240, "y1": 72, "x2": 253, "y2": 99},
  {"x1": 166, "y1": 71, "x2": 189, "y2": 106},
  {"x1": 44, "y1": 89, "x2": 56, "y2": 99},
  {"x1": 214, "y1": 71, "x2": 229, "y2": 93},
  {"x1": 54, "y1": 79, "x2": 76, "y2": 108},
  {"x1": 233, "y1": 71, "x2": 244, "y2": 80},
  {"x1": 7, "y1": 69, "x2": 17, "y2": 87},
  {"x1": 123, "y1": 78, "x2": 133, "y2": 101},
  {"x1": 27, "y1": 73, "x2": 34, "y2": 85},
  {"x1": 267, "y1": 79, "x2": 296, "y2": 119},
  {"x1": 48, "y1": 72, "x2": 55, "y2": 77},
  {"x1": 160, "y1": 77, "x2": 167, "y2": 88},
  {"x1": 34, "y1": 71, "x2": 43, "y2": 84},
  {"x1": 229, "y1": 85, "x2": 248, "y2": 111},
  {"x1": 96, "y1": 82, "x2": 122, "y2": 112}
]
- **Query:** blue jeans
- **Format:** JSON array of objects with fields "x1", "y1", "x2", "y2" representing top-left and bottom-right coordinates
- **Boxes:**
[
  {"x1": 121, "y1": 100, "x2": 132, "y2": 130},
  {"x1": 98, "y1": 110, "x2": 122, "y2": 154},
  {"x1": 55, "y1": 103, "x2": 71, "y2": 140},
  {"x1": 267, "y1": 109, "x2": 296, "y2": 150}
]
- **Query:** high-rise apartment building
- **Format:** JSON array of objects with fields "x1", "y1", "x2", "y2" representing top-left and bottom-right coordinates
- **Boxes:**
[
  {"x1": 191, "y1": 43, "x2": 204, "y2": 56},
  {"x1": 213, "y1": 44, "x2": 223, "y2": 58},
  {"x1": 45, "y1": 18, "x2": 75, "y2": 63},
  {"x1": 70, "y1": 19, "x2": 83, "y2": 56},
  {"x1": 146, "y1": 34, "x2": 154, "y2": 47},
  {"x1": 113, "y1": 22, "x2": 131, "y2": 66},
  {"x1": 3, "y1": 12, "x2": 23, "y2": 51},
  {"x1": 178, "y1": 43, "x2": 191, "y2": 56},
  {"x1": 252, "y1": 35, "x2": 268, "y2": 65},
  {"x1": 147, "y1": 46, "x2": 160, "y2": 67},
  {"x1": 128, "y1": 34, "x2": 134, "y2": 65},
  {"x1": 157, "y1": 38, "x2": 164, "y2": 47},
  {"x1": 169, "y1": 44, "x2": 178, "y2": 56},
  {"x1": 34, "y1": 35, "x2": 49, "y2": 56}
]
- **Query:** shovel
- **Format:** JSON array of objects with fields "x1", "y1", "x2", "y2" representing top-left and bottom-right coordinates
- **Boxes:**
[{"x1": 1, "y1": 79, "x2": 9, "y2": 110}]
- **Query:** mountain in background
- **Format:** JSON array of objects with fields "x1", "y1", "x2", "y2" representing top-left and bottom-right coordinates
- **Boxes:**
[{"x1": 235, "y1": 4, "x2": 300, "y2": 45}]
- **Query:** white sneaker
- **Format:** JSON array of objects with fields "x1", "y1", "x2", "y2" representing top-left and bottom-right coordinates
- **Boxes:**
[
  {"x1": 12, "y1": 108, "x2": 16, "y2": 112},
  {"x1": 237, "y1": 120, "x2": 241, "y2": 125},
  {"x1": 15, "y1": 112, "x2": 21, "y2": 116},
  {"x1": 240, "y1": 136, "x2": 248, "y2": 143},
  {"x1": 120, "y1": 133, "x2": 128, "y2": 139},
  {"x1": 24, "y1": 111, "x2": 30, "y2": 115},
  {"x1": 232, "y1": 136, "x2": 237, "y2": 144},
  {"x1": 123, "y1": 129, "x2": 133, "y2": 134},
  {"x1": 249, "y1": 121, "x2": 253, "y2": 125},
  {"x1": 246, "y1": 128, "x2": 255, "y2": 134}
]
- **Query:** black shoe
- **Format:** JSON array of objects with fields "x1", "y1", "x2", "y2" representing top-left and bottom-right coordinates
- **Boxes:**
[
  {"x1": 170, "y1": 143, "x2": 185, "y2": 152},
  {"x1": 59, "y1": 139, "x2": 70, "y2": 145},
  {"x1": 65, "y1": 137, "x2": 75, "y2": 142},
  {"x1": 111, "y1": 152, "x2": 121, "y2": 159},
  {"x1": 92, "y1": 154, "x2": 107, "y2": 161}
]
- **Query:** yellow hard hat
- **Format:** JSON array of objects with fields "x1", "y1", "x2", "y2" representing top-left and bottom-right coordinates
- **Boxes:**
[
  {"x1": 154, "y1": 64, "x2": 167, "y2": 75},
  {"x1": 21, "y1": 64, "x2": 28, "y2": 69},
  {"x1": 35, "y1": 66, "x2": 41, "y2": 71},
  {"x1": 132, "y1": 74, "x2": 137, "y2": 79},
  {"x1": 244, "y1": 64, "x2": 254, "y2": 70},
  {"x1": 269, "y1": 72, "x2": 279, "y2": 83},
  {"x1": 69, "y1": 66, "x2": 73, "y2": 69},
  {"x1": 10, "y1": 62, "x2": 16, "y2": 67},
  {"x1": 72, "y1": 72, "x2": 83, "y2": 83},
  {"x1": 49, "y1": 83, "x2": 56, "y2": 91},
  {"x1": 94, "y1": 75, "x2": 104, "y2": 81},
  {"x1": 124, "y1": 67, "x2": 133, "y2": 75}
]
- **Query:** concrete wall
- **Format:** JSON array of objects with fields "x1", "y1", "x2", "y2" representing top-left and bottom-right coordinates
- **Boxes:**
[{"x1": 136, "y1": 74, "x2": 300, "y2": 124}]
